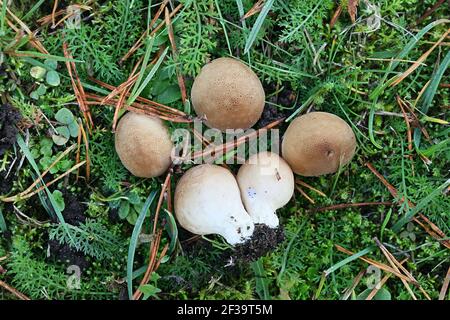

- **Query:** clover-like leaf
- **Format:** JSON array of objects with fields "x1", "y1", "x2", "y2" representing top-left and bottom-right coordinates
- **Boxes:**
[
  {"x1": 119, "y1": 201, "x2": 130, "y2": 219},
  {"x1": 68, "y1": 121, "x2": 79, "y2": 137},
  {"x1": 36, "y1": 84, "x2": 47, "y2": 96},
  {"x1": 46, "y1": 70, "x2": 60, "y2": 87},
  {"x1": 55, "y1": 108, "x2": 74, "y2": 125},
  {"x1": 126, "y1": 210, "x2": 138, "y2": 225},
  {"x1": 30, "y1": 66, "x2": 46, "y2": 79},
  {"x1": 52, "y1": 190, "x2": 65, "y2": 212},
  {"x1": 44, "y1": 59, "x2": 58, "y2": 70}
]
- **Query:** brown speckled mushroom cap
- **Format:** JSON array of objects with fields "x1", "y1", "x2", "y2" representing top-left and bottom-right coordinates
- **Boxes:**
[
  {"x1": 115, "y1": 112, "x2": 173, "y2": 178},
  {"x1": 282, "y1": 112, "x2": 356, "y2": 176},
  {"x1": 191, "y1": 57, "x2": 265, "y2": 131}
]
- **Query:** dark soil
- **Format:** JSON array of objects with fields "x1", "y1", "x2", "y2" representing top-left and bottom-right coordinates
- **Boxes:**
[
  {"x1": 48, "y1": 190, "x2": 89, "y2": 271},
  {"x1": 0, "y1": 104, "x2": 22, "y2": 156},
  {"x1": 256, "y1": 83, "x2": 297, "y2": 129},
  {"x1": 232, "y1": 224, "x2": 285, "y2": 263}
]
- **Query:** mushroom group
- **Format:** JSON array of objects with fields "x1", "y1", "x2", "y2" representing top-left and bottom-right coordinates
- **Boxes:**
[{"x1": 114, "y1": 58, "x2": 358, "y2": 255}]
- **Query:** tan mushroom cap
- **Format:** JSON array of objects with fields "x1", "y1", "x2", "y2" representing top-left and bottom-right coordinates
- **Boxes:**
[
  {"x1": 115, "y1": 112, "x2": 173, "y2": 178},
  {"x1": 191, "y1": 57, "x2": 265, "y2": 131},
  {"x1": 282, "y1": 112, "x2": 356, "y2": 176}
]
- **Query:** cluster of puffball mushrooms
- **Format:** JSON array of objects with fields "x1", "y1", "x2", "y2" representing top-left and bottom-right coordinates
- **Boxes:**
[{"x1": 115, "y1": 57, "x2": 357, "y2": 248}]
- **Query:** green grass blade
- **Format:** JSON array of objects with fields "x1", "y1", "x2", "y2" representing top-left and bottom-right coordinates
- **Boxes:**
[
  {"x1": 14, "y1": 51, "x2": 83, "y2": 63},
  {"x1": 128, "y1": 47, "x2": 169, "y2": 104},
  {"x1": 392, "y1": 179, "x2": 450, "y2": 233},
  {"x1": 244, "y1": 0, "x2": 275, "y2": 54},
  {"x1": 0, "y1": 0, "x2": 7, "y2": 36},
  {"x1": 127, "y1": 190, "x2": 158, "y2": 299},
  {"x1": 380, "y1": 209, "x2": 392, "y2": 241},
  {"x1": 324, "y1": 246, "x2": 375, "y2": 276},
  {"x1": 0, "y1": 207, "x2": 7, "y2": 232},
  {"x1": 235, "y1": 0, "x2": 247, "y2": 29},
  {"x1": 163, "y1": 208, "x2": 178, "y2": 259},
  {"x1": 21, "y1": 0, "x2": 46, "y2": 21},
  {"x1": 214, "y1": 0, "x2": 232, "y2": 56},
  {"x1": 127, "y1": 36, "x2": 155, "y2": 105},
  {"x1": 414, "y1": 50, "x2": 450, "y2": 148},
  {"x1": 277, "y1": 221, "x2": 306, "y2": 284},
  {"x1": 251, "y1": 258, "x2": 271, "y2": 300},
  {"x1": 15, "y1": 134, "x2": 73, "y2": 241}
]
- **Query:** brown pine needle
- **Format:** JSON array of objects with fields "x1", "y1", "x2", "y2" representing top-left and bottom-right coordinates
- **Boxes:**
[
  {"x1": 153, "y1": 172, "x2": 172, "y2": 234},
  {"x1": 366, "y1": 162, "x2": 450, "y2": 250},
  {"x1": 335, "y1": 244, "x2": 415, "y2": 284},
  {"x1": 165, "y1": 7, "x2": 187, "y2": 105},
  {"x1": 79, "y1": 120, "x2": 90, "y2": 181},
  {"x1": 374, "y1": 238, "x2": 430, "y2": 300},
  {"x1": 296, "y1": 185, "x2": 315, "y2": 204},
  {"x1": 330, "y1": 4, "x2": 343, "y2": 29},
  {"x1": 366, "y1": 273, "x2": 392, "y2": 300},
  {"x1": 63, "y1": 43, "x2": 93, "y2": 131},
  {"x1": 314, "y1": 201, "x2": 393, "y2": 212},
  {"x1": 0, "y1": 280, "x2": 31, "y2": 300},
  {"x1": 341, "y1": 268, "x2": 365, "y2": 300},
  {"x1": 191, "y1": 118, "x2": 285, "y2": 161},
  {"x1": 396, "y1": 96, "x2": 413, "y2": 155},
  {"x1": 391, "y1": 28, "x2": 450, "y2": 87},
  {"x1": 242, "y1": 0, "x2": 264, "y2": 21},
  {"x1": 295, "y1": 179, "x2": 326, "y2": 197},
  {"x1": 0, "y1": 145, "x2": 77, "y2": 202},
  {"x1": 51, "y1": 0, "x2": 59, "y2": 27},
  {"x1": 439, "y1": 266, "x2": 450, "y2": 300},
  {"x1": 120, "y1": 3, "x2": 183, "y2": 63},
  {"x1": 88, "y1": 78, "x2": 187, "y2": 116}
]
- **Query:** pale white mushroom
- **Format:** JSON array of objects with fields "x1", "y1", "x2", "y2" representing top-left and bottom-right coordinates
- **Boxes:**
[
  {"x1": 236, "y1": 152, "x2": 294, "y2": 228},
  {"x1": 174, "y1": 164, "x2": 255, "y2": 245}
]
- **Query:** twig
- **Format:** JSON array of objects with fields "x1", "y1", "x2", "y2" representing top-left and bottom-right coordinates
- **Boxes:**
[
  {"x1": 335, "y1": 244, "x2": 415, "y2": 284},
  {"x1": 165, "y1": 7, "x2": 187, "y2": 105},
  {"x1": 341, "y1": 268, "x2": 365, "y2": 300},
  {"x1": 329, "y1": 4, "x2": 343, "y2": 29},
  {"x1": 416, "y1": 0, "x2": 446, "y2": 25},
  {"x1": 314, "y1": 202, "x2": 393, "y2": 212},
  {"x1": 296, "y1": 179, "x2": 326, "y2": 197},
  {"x1": 439, "y1": 266, "x2": 450, "y2": 300},
  {"x1": 0, "y1": 280, "x2": 31, "y2": 300},
  {"x1": 296, "y1": 185, "x2": 315, "y2": 204},
  {"x1": 366, "y1": 162, "x2": 450, "y2": 250}
]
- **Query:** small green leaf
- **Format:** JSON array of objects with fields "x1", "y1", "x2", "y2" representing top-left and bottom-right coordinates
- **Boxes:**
[
  {"x1": 30, "y1": 66, "x2": 46, "y2": 79},
  {"x1": 35, "y1": 84, "x2": 47, "y2": 96},
  {"x1": 127, "y1": 192, "x2": 141, "y2": 205},
  {"x1": 55, "y1": 108, "x2": 74, "y2": 124},
  {"x1": 52, "y1": 134, "x2": 69, "y2": 146},
  {"x1": 356, "y1": 287, "x2": 391, "y2": 300},
  {"x1": 126, "y1": 210, "x2": 138, "y2": 225},
  {"x1": 139, "y1": 284, "x2": 161, "y2": 300},
  {"x1": 40, "y1": 145, "x2": 52, "y2": 157},
  {"x1": 56, "y1": 126, "x2": 70, "y2": 139},
  {"x1": 30, "y1": 91, "x2": 39, "y2": 100},
  {"x1": 157, "y1": 85, "x2": 182, "y2": 104},
  {"x1": 46, "y1": 70, "x2": 60, "y2": 86},
  {"x1": 44, "y1": 59, "x2": 58, "y2": 70},
  {"x1": 119, "y1": 201, "x2": 130, "y2": 219},
  {"x1": 68, "y1": 121, "x2": 79, "y2": 137},
  {"x1": 52, "y1": 190, "x2": 65, "y2": 212}
]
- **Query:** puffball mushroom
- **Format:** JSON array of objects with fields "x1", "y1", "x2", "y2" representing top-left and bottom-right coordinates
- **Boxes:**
[
  {"x1": 282, "y1": 112, "x2": 356, "y2": 176},
  {"x1": 191, "y1": 57, "x2": 265, "y2": 131},
  {"x1": 115, "y1": 112, "x2": 173, "y2": 178},
  {"x1": 237, "y1": 152, "x2": 294, "y2": 228},
  {"x1": 174, "y1": 164, "x2": 255, "y2": 245}
]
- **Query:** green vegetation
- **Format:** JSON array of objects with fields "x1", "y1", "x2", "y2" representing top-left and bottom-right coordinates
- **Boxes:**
[{"x1": 0, "y1": 0, "x2": 449, "y2": 300}]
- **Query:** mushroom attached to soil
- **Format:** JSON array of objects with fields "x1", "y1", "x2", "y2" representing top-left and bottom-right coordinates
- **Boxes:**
[
  {"x1": 174, "y1": 164, "x2": 255, "y2": 245},
  {"x1": 237, "y1": 152, "x2": 294, "y2": 228},
  {"x1": 282, "y1": 112, "x2": 356, "y2": 176},
  {"x1": 115, "y1": 112, "x2": 173, "y2": 178},
  {"x1": 191, "y1": 57, "x2": 265, "y2": 131}
]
